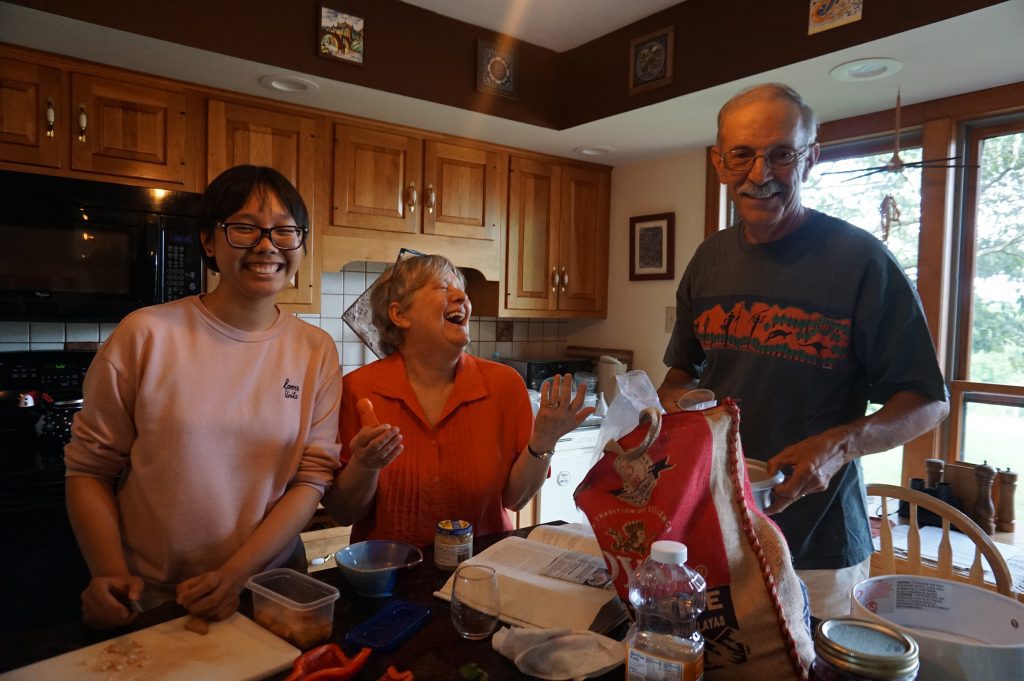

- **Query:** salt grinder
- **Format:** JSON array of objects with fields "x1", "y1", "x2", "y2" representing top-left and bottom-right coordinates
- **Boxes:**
[
  {"x1": 996, "y1": 469, "x2": 1017, "y2": 532},
  {"x1": 924, "y1": 458, "x2": 945, "y2": 489},
  {"x1": 973, "y1": 461, "x2": 997, "y2": 535}
]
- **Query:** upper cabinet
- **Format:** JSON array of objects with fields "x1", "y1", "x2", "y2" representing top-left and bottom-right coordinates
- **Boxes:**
[
  {"x1": 0, "y1": 53, "x2": 191, "y2": 185},
  {"x1": 207, "y1": 99, "x2": 321, "y2": 311},
  {"x1": 505, "y1": 156, "x2": 609, "y2": 317},
  {"x1": 331, "y1": 122, "x2": 501, "y2": 241},
  {"x1": 0, "y1": 57, "x2": 62, "y2": 169}
]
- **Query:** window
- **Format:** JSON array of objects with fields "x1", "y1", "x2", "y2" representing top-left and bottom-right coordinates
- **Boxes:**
[
  {"x1": 802, "y1": 140, "x2": 925, "y2": 486},
  {"x1": 950, "y1": 121, "x2": 1024, "y2": 524}
]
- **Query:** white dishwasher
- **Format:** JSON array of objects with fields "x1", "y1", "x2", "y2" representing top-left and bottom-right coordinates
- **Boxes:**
[{"x1": 534, "y1": 425, "x2": 603, "y2": 526}]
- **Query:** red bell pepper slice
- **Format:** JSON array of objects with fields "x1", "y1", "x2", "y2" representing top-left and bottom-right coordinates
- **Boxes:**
[
  {"x1": 378, "y1": 666, "x2": 414, "y2": 681},
  {"x1": 283, "y1": 644, "x2": 371, "y2": 681}
]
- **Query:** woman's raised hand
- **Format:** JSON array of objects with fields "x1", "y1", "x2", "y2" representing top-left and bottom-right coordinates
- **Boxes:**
[{"x1": 530, "y1": 374, "x2": 596, "y2": 452}]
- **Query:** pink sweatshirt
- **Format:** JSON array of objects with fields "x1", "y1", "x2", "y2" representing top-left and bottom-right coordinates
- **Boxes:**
[{"x1": 65, "y1": 296, "x2": 341, "y2": 592}]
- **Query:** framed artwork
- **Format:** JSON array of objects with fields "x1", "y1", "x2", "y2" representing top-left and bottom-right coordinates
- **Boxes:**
[
  {"x1": 629, "y1": 212, "x2": 675, "y2": 281},
  {"x1": 629, "y1": 27, "x2": 674, "y2": 95},
  {"x1": 477, "y1": 40, "x2": 517, "y2": 98},
  {"x1": 808, "y1": 0, "x2": 864, "y2": 35},
  {"x1": 319, "y1": 6, "x2": 364, "y2": 65}
]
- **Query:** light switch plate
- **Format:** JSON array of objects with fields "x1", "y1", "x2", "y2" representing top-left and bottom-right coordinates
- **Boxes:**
[{"x1": 665, "y1": 306, "x2": 676, "y2": 333}]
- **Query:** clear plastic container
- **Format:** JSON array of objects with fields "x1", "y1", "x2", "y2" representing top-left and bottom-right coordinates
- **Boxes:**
[
  {"x1": 246, "y1": 568, "x2": 339, "y2": 649},
  {"x1": 626, "y1": 540, "x2": 707, "y2": 681}
]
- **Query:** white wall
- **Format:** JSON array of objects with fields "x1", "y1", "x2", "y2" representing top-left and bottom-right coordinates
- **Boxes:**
[{"x1": 567, "y1": 147, "x2": 711, "y2": 382}]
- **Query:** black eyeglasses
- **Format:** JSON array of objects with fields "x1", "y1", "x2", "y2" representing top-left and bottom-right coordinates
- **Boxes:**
[
  {"x1": 385, "y1": 247, "x2": 427, "y2": 304},
  {"x1": 719, "y1": 144, "x2": 813, "y2": 173},
  {"x1": 218, "y1": 222, "x2": 307, "y2": 250}
]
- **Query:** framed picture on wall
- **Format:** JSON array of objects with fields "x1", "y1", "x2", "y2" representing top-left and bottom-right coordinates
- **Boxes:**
[
  {"x1": 319, "y1": 6, "x2": 364, "y2": 65},
  {"x1": 477, "y1": 39, "x2": 518, "y2": 98},
  {"x1": 629, "y1": 27, "x2": 674, "y2": 95},
  {"x1": 629, "y1": 212, "x2": 675, "y2": 280}
]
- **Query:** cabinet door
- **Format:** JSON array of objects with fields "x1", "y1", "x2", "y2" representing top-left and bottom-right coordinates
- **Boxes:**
[
  {"x1": 332, "y1": 123, "x2": 421, "y2": 234},
  {"x1": 0, "y1": 58, "x2": 62, "y2": 169},
  {"x1": 558, "y1": 166, "x2": 609, "y2": 313},
  {"x1": 506, "y1": 156, "x2": 560, "y2": 311},
  {"x1": 207, "y1": 100, "x2": 319, "y2": 307},
  {"x1": 422, "y1": 140, "x2": 498, "y2": 241},
  {"x1": 70, "y1": 73, "x2": 186, "y2": 183}
]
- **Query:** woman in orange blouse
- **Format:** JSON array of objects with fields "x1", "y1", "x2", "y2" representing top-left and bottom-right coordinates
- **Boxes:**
[{"x1": 322, "y1": 253, "x2": 593, "y2": 546}]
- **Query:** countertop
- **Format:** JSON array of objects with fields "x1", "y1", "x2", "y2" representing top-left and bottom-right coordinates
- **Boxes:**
[{"x1": 1, "y1": 525, "x2": 628, "y2": 680}]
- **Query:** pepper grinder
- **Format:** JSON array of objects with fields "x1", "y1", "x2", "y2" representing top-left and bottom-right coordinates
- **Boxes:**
[
  {"x1": 924, "y1": 458, "x2": 945, "y2": 489},
  {"x1": 973, "y1": 461, "x2": 997, "y2": 535},
  {"x1": 996, "y1": 468, "x2": 1017, "y2": 532}
]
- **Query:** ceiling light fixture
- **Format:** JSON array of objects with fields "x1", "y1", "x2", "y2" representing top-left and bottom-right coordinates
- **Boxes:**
[
  {"x1": 258, "y1": 74, "x2": 320, "y2": 93},
  {"x1": 574, "y1": 146, "x2": 615, "y2": 156},
  {"x1": 829, "y1": 58, "x2": 903, "y2": 82}
]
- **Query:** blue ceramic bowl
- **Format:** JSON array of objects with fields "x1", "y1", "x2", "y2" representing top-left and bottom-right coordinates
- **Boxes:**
[{"x1": 335, "y1": 540, "x2": 423, "y2": 597}]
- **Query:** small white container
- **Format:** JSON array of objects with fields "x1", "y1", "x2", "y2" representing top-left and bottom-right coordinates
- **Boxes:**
[
  {"x1": 744, "y1": 458, "x2": 784, "y2": 513},
  {"x1": 246, "y1": 568, "x2": 339, "y2": 649}
]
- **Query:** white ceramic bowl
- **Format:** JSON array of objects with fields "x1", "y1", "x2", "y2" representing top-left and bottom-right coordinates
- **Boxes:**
[
  {"x1": 851, "y1": 574, "x2": 1024, "y2": 680},
  {"x1": 744, "y1": 458, "x2": 784, "y2": 512}
]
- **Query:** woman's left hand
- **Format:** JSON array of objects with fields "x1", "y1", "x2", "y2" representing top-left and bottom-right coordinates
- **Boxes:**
[
  {"x1": 530, "y1": 374, "x2": 596, "y2": 452},
  {"x1": 176, "y1": 569, "x2": 242, "y2": 621}
]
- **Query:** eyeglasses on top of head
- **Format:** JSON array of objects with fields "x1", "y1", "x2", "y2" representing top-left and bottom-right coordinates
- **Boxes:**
[
  {"x1": 719, "y1": 144, "x2": 813, "y2": 173},
  {"x1": 385, "y1": 247, "x2": 427, "y2": 303},
  {"x1": 218, "y1": 222, "x2": 307, "y2": 250}
]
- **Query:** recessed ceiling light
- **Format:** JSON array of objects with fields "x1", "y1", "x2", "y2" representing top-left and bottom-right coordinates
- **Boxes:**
[
  {"x1": 258, "y1": 74, "x2": 320, "y2": 93},
  {"x1": 574, "y1": 146, "x2": 615, "y2": 156},
  {"x1": 830, "y1": 58, "x2": 903, "y2": 82}
]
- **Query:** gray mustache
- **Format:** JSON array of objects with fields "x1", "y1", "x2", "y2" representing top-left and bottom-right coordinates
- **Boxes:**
[{"x1": 739, "y1": 181, "x2": 786, "y2": 198}]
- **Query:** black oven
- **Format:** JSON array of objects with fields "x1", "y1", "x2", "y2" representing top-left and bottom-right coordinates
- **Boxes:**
[
  {"x1": 0, "y1": 351, "x2": 96, "y2": 628},
  {"x1": 0, "y1": 170, "x2": 203, "y2": 322}
]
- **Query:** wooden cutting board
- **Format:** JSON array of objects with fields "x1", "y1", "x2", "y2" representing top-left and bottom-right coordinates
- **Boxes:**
[{"x1": 0, "y1": 613, "x2": 299, "y2": 681}]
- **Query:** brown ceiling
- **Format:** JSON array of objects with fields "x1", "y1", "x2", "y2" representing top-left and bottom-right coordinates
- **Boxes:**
[{"x1": 5, "y1": 0, "x2": 1008, "y2": 130}]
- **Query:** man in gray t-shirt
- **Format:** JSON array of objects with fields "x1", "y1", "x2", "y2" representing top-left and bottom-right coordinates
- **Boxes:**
[{"x1": 659, "y1": 83, "x2": 948, "y2": 619}]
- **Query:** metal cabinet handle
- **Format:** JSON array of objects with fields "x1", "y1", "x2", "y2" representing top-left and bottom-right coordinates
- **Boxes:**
[
  {"x1": 551, "y1": 267, "x2": 560, "y2": 292},
  {"x1": 560, "y1": 266, "x2": 568, "y2": 292},
  {"x1": 45, "y1": 98, "x2": 56, "y2": 138},
  {"x1": 425, "y1": 183, "x2": 436, "y2": 214},
  {"x1": 405, "y1": 182, "x2": 417, "y2": 213},
  {"x1": 77, "y1": 104, "x2": 87, "y2": 142}
]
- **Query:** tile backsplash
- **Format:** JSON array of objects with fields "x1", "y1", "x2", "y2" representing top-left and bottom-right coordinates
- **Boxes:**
[{"x1": 0, "y1": 261, "x2": 568, "y2": 375}]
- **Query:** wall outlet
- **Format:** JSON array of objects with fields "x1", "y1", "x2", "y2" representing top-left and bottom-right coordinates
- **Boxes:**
[{"x1": 665, "y1": 306, "x2": 676, "y2": 333}]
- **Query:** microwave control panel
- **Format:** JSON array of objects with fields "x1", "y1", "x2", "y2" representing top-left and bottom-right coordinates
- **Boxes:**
[{"x1": 161, "y1": 218, "x2": 202, "y2": 301}]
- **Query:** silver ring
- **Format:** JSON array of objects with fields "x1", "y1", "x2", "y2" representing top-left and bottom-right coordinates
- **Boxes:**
[{"x1": 547, "y1": 401, "x2": 561, "y2": 409}]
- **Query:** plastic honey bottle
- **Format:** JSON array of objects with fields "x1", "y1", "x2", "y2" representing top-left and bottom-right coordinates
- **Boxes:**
[{"x1": 626, "y1": 540, "x2": 706, "y2": 681}]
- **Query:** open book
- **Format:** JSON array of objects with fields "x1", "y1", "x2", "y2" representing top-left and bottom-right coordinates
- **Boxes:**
[{"x1": 434, "y1": 523, "x2": 628, "y2": 633}]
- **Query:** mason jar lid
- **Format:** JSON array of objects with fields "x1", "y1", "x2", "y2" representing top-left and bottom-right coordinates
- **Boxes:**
[
  {"x1": 436, "y1": 519, "x2": 473, "y2": 536},
  {"x1": 815, "y1": 617, "x2": 919, "y2": 679}
]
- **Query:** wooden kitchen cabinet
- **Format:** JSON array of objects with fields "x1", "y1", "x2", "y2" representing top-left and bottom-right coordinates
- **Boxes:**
[
  {"x1": 505, "y1": 156, "x2": 609, "y2": 316},
  {"x1": 0, "y1": 56, "x2": 62, "y2": 169},
  {"x1": 0, "y1": 54, "x2": 189, "y2": 185},
  {"x1": 331, "y1": 122, "x2": 500, "y2": 240},
  {"x1": 207, "y1": 99, "x2": 321, "y2": 311}
]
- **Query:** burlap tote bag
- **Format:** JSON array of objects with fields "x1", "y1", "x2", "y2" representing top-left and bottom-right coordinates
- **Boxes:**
[{"x1": 575, "y1": 400, "x2": 814, "y2": 680}]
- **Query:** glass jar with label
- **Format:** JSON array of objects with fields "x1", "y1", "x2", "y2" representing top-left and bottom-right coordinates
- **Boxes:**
[
  {"x1": 811, "y1": 617, "x2": 919, "y2": 681},
  {"x1": 434, "y1": 519, "x2": 473, "y2": 571}
]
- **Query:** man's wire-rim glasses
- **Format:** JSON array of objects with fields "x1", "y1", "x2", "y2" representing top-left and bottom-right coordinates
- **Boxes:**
[
  {"x1": 218, "y1": 222, "x2": 307, "y2": 250},
  {"x1": 719, "y1": 144, "x2": 813, "y2": 173},
  {"x1": 385, "y1": 247, "x2": 427, "y2": 304}
]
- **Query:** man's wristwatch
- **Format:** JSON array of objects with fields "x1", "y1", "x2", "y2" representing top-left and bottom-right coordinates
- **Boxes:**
[{"x1": 527, "y1": 444, "x2": 556, "y2": 462}]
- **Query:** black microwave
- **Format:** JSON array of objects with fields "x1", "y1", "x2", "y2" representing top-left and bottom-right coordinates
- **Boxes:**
[{"x1": 0, "y1": 170, "x2": 203, "y2": 322}]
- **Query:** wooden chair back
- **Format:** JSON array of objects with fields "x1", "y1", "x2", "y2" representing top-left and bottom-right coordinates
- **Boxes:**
[{"x1": 868, "y1": 482, "x2": 1014, "y2": 597}]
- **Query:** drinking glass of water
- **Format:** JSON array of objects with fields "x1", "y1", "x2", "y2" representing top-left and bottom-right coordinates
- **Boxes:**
[{"x1": 450, "y1": 564, "x2": 499, "y2": 639}]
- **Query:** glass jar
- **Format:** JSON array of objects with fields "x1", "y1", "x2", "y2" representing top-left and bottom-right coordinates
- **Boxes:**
[
  {"x1": 811, "y1": 617, "x2": 919, "y2": 681},
  {"x1": 434, "y1": 519, "x2": 473, "y2": 571}
]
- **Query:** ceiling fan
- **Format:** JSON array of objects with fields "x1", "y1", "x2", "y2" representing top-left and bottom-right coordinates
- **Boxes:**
[
  {"x1": 819, "y1": 88, "x2": 977, "y2": 241},
  {"x1": 821, "y1": 88, "x2": 976, "y2": 182}
]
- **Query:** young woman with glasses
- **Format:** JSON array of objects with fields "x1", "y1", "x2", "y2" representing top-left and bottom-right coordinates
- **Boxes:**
[
  {"x1": 64, "y1": 166, "x2": 341, "y2": 628},
  {"x1": 322, "y1": 252, "x2": 594, "y2": 547}
]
